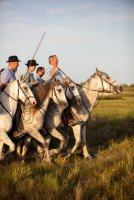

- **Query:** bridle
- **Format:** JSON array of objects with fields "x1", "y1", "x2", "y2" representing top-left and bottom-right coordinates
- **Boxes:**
[
  {"x1": 97, "y1": 73, "x2": 118, "y2": 93},
  {"x1": 77, "y1": 73, "x2": 117, "y2": 93},
  {"x1": 0, "y1": 80, "x2": 35, "y2": 119},
  {"x1": 21, "y1": 82, "x2": 66, "y2": 123},
  {"x1": 67, "y1": 73, "x2": 119, "y2": 124},
  {"x1": 47, "y1": 83, "x2": 66, "y2": 116},
  {"x1": 65, "y1": 83, "x2": 81, "y2": 105}
]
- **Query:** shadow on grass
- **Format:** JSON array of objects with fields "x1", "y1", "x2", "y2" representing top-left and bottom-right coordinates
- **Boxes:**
[
  {"x1": 1, "y1": 116, "x2": 134, "y2": 165},
  {"x1": 85, "y1": 116, "x2": 134, "y2": 155},
  {"x1": 39, "y1": 116, "x2": 134, "y2": 157}
]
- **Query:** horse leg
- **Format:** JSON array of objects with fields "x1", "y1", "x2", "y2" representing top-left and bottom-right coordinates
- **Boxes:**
[
  {"x1": 28, "y1": 128, "x2": 51, "y2": 162},
  {"x1": 81, "y1": 125, "x2": 93, "y2": 160},
  {"x1": 16, "y1": 139, "x2": 23, "y2": 158},
  {"x1": 49, "y1": 128, "x2": 66, "y2": 156},
  {"x1": 0, "y1": 131, "x2": 15, "y2": 157},
  {"x1": 58, "y1": 127, "x2": 69, "y2": 149},
  {"x1": 21, "y1": 136, "x2": 32, "y2": 161},
  {"x1": 0, "y1": 141, "x2": 4, "y2": 160},
  {"x1": 32, "y1": 135, "x2": 51, "y2": 158},
  {"x1": 67, "y1": 124, "x2": 81, "y2": 156}
]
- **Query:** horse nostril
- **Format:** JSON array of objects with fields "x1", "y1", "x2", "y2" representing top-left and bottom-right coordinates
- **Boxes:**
[
  {"x1": 63, "y1": 102, "x2": 68, "y2": 108},
  {"x1": 77, "y1": 97, "x2": 82, "y2": 105}
]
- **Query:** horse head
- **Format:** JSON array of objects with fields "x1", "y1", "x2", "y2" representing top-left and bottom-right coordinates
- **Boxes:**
[
  {"x1": 63, "y1": 76, "x2": 82, "y2": 106},
  {"x1": 51, "y1": 77, "x2": 68, "y2": 109},
  {"x1": 18, "y1": 75, "x2": 37, "y2": 106},
  {"x1": 95, "y1": 68, "x2": 122, "y2": 94}
]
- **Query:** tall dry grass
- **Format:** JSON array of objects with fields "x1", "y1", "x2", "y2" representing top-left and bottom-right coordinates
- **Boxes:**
[{"x1": 0, "y1": 87, "x2": 134, "y2": 200}]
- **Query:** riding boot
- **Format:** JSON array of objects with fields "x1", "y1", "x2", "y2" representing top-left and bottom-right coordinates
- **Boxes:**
[
  {"x1": 12, "y1": 104, "x2": 26, "y2": 138},
  {"x1": 64, "y1": 106, "x2": 77, "y2": 126}
]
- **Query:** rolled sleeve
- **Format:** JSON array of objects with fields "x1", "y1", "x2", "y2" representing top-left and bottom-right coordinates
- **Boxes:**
[
  {"x1": 1, "y1": 69, "x2": 10, "y2": 83},
  {"x1": 44, "y1": 67, "x2": 52, "y2": 81}
]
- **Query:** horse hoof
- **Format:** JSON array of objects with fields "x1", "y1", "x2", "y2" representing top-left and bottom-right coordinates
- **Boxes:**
[
  {"x1": 21, "y1": 159, "x2": 25, "y2": 164},
  {"x1": 85, "y1": 155, "x2": 93, "y2": 161},
  {"x1": 64, "y1": 153, "x2": 71, "y2": 159},
  {"x1": 38, "y1": 153, "x2": 44, "y2": 159}
]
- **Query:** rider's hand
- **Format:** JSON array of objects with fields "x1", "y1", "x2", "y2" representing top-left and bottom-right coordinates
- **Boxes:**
[{"x1": 33, "y1": 81, "x2": 38, "y2": 86}]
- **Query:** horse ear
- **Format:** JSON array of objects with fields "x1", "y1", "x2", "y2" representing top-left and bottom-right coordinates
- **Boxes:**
[
  {"x1": 96, "y1": 68, "x2": 99, "y2": 73},
  {"x1": 62, "y1": 78, "x2": 69, "y2": 87},
  {"x1": 65, "y1": 76, "x2": 70, "y2": 84},
  {"x1": 54, "y1": 77, "x2": 61, "y2": 85},
  {"x1": 96, "y1": 67, "x2": 101, "y2": 75}
]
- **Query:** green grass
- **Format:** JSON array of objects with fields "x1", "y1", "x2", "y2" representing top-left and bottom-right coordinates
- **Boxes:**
[{"x1": 0, "y1": 87, "x2": 134, "y2": 200}]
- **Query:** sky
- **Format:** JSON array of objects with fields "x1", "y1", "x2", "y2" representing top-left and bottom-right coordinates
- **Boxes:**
[{"x1": 0, "y1": 0, "x2": 134, "y2": 85}]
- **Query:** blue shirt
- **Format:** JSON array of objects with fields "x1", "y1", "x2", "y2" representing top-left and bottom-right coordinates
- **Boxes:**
[
  {"x1": 0, "y1": 68, "x2": 16, "y2": 83},
  {"x1": 35, "y1": 75, "x2": 44, "y2": 85},
  {"x1": 44, "y1": 65, "x2": 63, "y2": 81}
]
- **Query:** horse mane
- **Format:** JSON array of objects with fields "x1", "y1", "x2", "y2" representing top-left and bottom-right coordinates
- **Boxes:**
[
  {"x1": 101, "y1": 71, "x2": 110, "y2": 79},
  {"x1": 80, "y1": 70, "x2": 110, "y2": 87},
  {"x1": 33, "y1": 80, "x2": 54, "y2": 107},
  {"x1": 80, "y1": 75, "x2": 92, "y2": 87}
]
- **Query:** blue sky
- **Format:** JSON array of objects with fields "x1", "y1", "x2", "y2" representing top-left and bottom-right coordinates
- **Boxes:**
[{"x1": 0, "y1": 0, "x2": 134, "y2": 84}]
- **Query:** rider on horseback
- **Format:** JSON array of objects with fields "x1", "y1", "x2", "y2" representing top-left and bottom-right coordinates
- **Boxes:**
[{"x1": 0, "y1": 55, "x2": 21, "y2": 92}]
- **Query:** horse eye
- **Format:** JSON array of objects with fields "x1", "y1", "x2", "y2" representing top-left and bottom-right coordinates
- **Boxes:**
[
  {"x1": 71, "y1": 86, "x2": 75, "y2": 90},
  {"x1": 23, "y1": 87, "x2": 28, "y2": 90},
  {"x1": 58, "y1": 89, "x2": 62, "y2": 93}
]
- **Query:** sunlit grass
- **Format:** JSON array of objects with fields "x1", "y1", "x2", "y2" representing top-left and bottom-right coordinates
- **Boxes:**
[{"x1": 0, "y1": 87, "x2": 134, "y2": 200}]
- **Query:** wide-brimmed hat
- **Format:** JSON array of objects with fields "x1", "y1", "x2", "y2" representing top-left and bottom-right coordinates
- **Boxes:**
[
  {"x1": 25, "y1": 60, "x2": 39, "y2": 66},
  {"x1": 6, "y1": 55, "x2": 21, "y2": 62}
]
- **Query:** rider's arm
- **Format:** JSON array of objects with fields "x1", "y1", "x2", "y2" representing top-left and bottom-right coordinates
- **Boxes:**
[{"x1": 50, "y1": 66, "x2": 59, "y2": 78}]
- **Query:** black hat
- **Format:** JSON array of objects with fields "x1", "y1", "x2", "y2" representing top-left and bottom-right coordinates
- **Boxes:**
[
  {"x1": 6, "y1": 55, "x2": 21, "y2": 62},
  {"x1": 25, "y1": 60, "x2": 39, "y2": 66}
]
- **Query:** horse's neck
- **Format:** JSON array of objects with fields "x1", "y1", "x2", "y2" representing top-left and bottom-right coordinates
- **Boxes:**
[
  {"x1": 40, "y1": 89, "x2": 52, "y2": 111},
  {"x1": 0, "y1": 83, "x2": 18, "y2": 116},
  {"x1": 81, "y1": 78, "x2": 99, "y2": 111}
]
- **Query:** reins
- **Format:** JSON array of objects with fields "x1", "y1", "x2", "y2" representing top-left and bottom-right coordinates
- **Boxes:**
[
  {"x1": 59, "y1": 68, "x2": 117, "y2": 93},
  {"x1": 0, "y1": 80, "x2": 34, "y2": 118},
  {"x1": 0, "y1": 101, "x2": 13, "y2": 119},
  {"x1": 61, "y1": 71, "x2": 118, "y2": 124},
  {"x1": 21, "y1": 82, "x2": 65, "y2": 123}
]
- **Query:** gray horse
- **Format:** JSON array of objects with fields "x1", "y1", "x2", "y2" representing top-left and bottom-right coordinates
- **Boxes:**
[
  {"x1": 18, "y1": 79, "x2": 82, "y2": 160},
  {"x1": 65, "y1": 68, "x2": 122, "y2": 159},
  {"x1": 0, "y1": 76, "x2": 36, "y2": 160},
  {"x1": 15, "y1": 78, "x2": 68, "y2": 162}
]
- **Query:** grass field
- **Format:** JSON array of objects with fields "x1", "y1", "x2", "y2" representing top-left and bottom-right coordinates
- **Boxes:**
[{"x1": 0, "y1": 87, "x2": 134, "y2": 200}]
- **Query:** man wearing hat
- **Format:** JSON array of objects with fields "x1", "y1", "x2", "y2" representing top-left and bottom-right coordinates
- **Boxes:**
[
  {"x1": 23, "y1": 59, "x2": 39, "y2": 89},
  {"x1": 0, "y1": 55, "x2": 20, "y2": 88},
  {"x1": 13, "y1": 59, "x2": 39, "y2": 136}
]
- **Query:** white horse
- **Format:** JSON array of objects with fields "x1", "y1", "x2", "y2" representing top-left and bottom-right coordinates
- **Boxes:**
[
  {"x1": 65, "y1": 68, "x2": 122, "y2": 159},
  {"x1": 0, "y1": 76, "x2": 36, "y2": 160},
  {"x1": 17, "y1": 78, "x2": 82, "y2": 160},
  {"x1": 16, "y1": 79, "x2": 68, "y2": 162}
]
